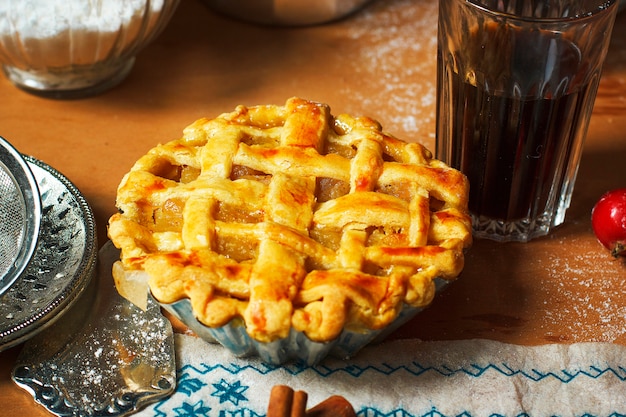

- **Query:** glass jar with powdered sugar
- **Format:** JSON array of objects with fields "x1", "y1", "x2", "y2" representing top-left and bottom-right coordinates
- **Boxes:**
[{"x1": 0, "y1": 0, "x2": 179, "y2": 99}]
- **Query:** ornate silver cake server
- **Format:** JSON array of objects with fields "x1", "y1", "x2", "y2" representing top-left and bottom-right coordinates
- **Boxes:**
[{"x1": 12, "y1": 242, "x2": 176, "y2": 416}]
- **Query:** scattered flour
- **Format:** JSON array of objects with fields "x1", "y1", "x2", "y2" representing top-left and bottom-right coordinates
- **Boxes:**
[
  {"x1": 540, "y1": 248, "x2": 626, "y2": 343},
  {"x1": 338, "y1": 0, "x2": 438, "y2": 144}
]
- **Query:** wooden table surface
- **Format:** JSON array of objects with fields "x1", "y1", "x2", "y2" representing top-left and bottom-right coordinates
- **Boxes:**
[{"x1": 1, "y1": 0, "x2": 625, "y2": 415}]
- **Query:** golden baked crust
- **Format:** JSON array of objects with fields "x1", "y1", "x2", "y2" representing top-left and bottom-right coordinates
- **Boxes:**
[{"x1": 108, "y1": 97, "x2": 472, "y2": 343}]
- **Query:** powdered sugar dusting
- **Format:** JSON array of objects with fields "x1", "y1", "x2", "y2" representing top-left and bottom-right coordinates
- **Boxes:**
[
  {"x1": 0, "y1": 0, "x2": 168, "y2": 68},
  {"x1": 338, "y1": 0, "x2": 438, "y2": 145},
  {"x1": 0, "y1": 0, "x2": 165, "y2": 37},
  {"x1": 539, "y1": 246, "x2": 626, "y2": 343}
]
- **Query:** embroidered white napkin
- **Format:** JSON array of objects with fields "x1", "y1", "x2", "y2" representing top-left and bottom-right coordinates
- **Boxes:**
[{"x1": 134, "y1": 334, "x2": 626, "y2": 417}]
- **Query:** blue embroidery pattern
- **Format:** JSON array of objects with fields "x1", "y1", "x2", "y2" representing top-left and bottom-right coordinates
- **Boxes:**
[
  {"x1": 177, "y1": 372, "x2": 207, "y2": 397},
  {"x1": 147, "y1": 347, "x2": 626, "y2": 417},
  {"x1": 177, "y1": 360, "x2": 626, "y2": 383},
  {"x1": 211, "y1": 379, "x2": 249, "y2": 405},
  {"x1": 172, "y1": 400, "x2": 211, "y2": 417},
  {"x1": 353, "y1": 409, "x2": 626, "y2": 417}
]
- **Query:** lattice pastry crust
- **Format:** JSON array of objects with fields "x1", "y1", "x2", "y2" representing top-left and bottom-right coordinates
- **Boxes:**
[{"x1": 108, "y1": 97, "x2": 472, "y2": 343}]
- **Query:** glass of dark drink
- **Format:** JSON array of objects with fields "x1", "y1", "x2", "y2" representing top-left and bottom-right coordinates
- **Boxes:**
[{"x1": 436, "y1": 0, "x2": 618, "y2": 242}]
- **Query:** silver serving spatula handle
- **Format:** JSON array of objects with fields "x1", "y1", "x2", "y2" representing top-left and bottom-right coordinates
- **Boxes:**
[{"x1": 12, "y1": 241, "x2": 176, "y2": 416}]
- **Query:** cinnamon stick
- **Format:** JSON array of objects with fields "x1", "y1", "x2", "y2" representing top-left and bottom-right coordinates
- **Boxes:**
[
  {"x1": 292, "y1": 389, "x2": 308, "y2": 417},
  {"x1": 267, "y1": 385, "x2": 356, "y2": 417},
  {"x1": 267, "y1": 385, "x2": 309, "y2": 417},
  {"x1": 306, "y1": 395, "x2": 357, "y2": 417}
]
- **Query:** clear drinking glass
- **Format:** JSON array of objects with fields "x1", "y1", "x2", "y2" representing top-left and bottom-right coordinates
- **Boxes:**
[{"x1": 436, "y1": 0, "x2": 618, "y2": 242}]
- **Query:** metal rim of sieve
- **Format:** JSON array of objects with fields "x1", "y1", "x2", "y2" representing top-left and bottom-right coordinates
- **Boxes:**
[{"x1": 0, "y1": 136, "x2": 41, "y2": 295}]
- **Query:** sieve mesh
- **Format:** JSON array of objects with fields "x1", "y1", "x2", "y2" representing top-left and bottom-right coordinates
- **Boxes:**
[
  {"x1": 0, "y1": 137, "x2": 41, "y2": 295},
  {"x1": 0, "y1": 164, "x2": 27, "y2": 276}
]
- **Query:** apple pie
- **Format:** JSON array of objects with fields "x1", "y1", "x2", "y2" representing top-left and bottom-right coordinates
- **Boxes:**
[{"x1": 108, "y1": 97, "x2": 471, "y2": 347}]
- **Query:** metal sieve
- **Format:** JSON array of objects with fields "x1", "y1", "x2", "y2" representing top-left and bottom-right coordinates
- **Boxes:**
[{"x1": 0, "y1": 136, "x2": 41, "y2": 295}]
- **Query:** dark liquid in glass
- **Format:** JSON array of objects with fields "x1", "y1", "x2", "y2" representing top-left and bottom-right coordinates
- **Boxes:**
[{"x1": 438, "y1": 23, "x2": 594, "y2": 221}]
